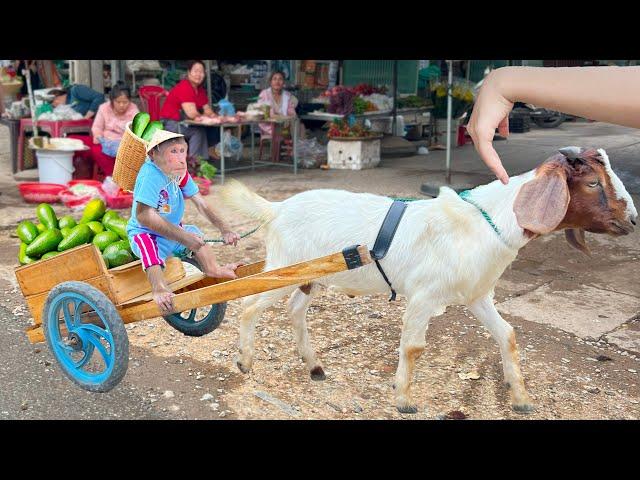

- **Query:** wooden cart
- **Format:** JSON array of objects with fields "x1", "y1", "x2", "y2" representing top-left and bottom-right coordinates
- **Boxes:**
[{"x1": 15, "y1": 243, "x2": 372, "y2": 392}]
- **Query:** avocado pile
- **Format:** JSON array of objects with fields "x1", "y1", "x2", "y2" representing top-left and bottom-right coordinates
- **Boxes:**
[
  {"x1": 16, "y1": 199, "x2": 135, "y2": 269},
  {"x1": 132, "y1": 112, "x2": 163, "y2": 141}
]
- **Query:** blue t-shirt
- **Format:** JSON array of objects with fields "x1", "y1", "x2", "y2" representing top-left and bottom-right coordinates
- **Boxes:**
[{"x1": 127, "y1": 159, "x2": 199, "y2": 238}]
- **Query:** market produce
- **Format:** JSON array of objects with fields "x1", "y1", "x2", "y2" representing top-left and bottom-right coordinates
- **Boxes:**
[
  {"x1": 328, "y1": 119, "x2": 377, "y2": 138},
  {"x1": 58, "y1": 215, "x2": 77, "y2": 230},
  {"x1": 58, "y1": 224, "x2": 93, "y2": 252},
  {"x1": 86, "y1": 221, "x2": 105, "y2": 236},
  {"x1": 92, "y1": 231, "x2": 120, "y2": 251},
  {"x1": 36, "y1": 203, "x2": 59, "y2": 230},
  {"x1": 327, "y1": 89, "x2": 356, "y2": 115},
  {"x1": 18, "y1": 243, "x2": 36, "y2": 265},
  {"x1": 141, "y1": 121, "x2": 164, "y2": 142},
  {"x1": 352, "y1": 96, "x2": 378, "y2": 114},
  {"x1": 26, "y1": 229, "x2": 63, "y2": 258},
  {"x1": 101, "y1": 210, "x2": 120, "y2": 225},
  {"x1": 79, "y1": 198, "x2": 106, "y2": 224},
  {"x1": 103, "y1": 240, "x2": 133, "y2": 268},
  {"x1": 15, "y1": 202, "x2": 135, "y2": 267},
  {"x1": 16, "y1": 221, "x2": 39, "y2": 245},
  {"x1": 103, "y1": 215, "x2": 128, "y2": 240},
  {"x1": 132, "y1": 112, "x2": 151, "y2": 137},
  {"x1": 398, "y1": 95, "x2": 429, "y2": 108}
]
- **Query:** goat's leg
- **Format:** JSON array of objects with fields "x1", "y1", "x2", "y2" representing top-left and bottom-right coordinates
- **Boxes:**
[
  {"x1": 236, "y1": 287, "x2": 296, "y2": 374},
  {"x1": 467, "y1": 294, "x2": 534, "y2": 413},
  {"x1": 394, "y1": 299, "x2": 442, "y2": 414},
  {"x1": 286, "y1": 283, "x2": 325, "y2": 380}
]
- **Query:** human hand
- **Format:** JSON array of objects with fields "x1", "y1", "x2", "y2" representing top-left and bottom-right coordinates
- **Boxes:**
[
  {"x1": 466, "y1": 70, "x2": 514, "y2": 185},
  {"x1": 221, "y1": 230, "x2": 240, "y2": 246},
  {"x1": 184, "y1": 233, "x2": 206, "y2": 253},
  {"x1": 93, "y1": 136, "x2": 101, "y2": 145},
  {"x1": 152, "y1": 287, "x2": 175, "y2": 314}
]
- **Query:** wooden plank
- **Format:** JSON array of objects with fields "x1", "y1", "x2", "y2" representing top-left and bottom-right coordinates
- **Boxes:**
[
  {"x1": 118, "y1": 246, "x2": 371, "y2": 323},
  {"x1": 15, "y1": 244, "x2": 106, "y2": 297},
  {"x1": 108, "y1": 257, "x2": 185, "y2": 304},
  {"x1": 25, "y1": 275, "x2": 112, "y2": 325},
  {"x1": 118, "y1": 272, "x2": 207, "y2": 306},
  {"x1": 26, "y1": 325, "x2": 45, "y2": 344}
]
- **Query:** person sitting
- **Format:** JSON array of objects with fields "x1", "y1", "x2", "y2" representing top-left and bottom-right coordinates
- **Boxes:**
[
  {"x1": 90, "y1": 82, "x2": 139, "y2": 176},
  {"x1": 49, "y1": 84, "x2": 105, "y2": 119},
  {"x1": 126, "y1": 129, "x2": 241, "y2": 313},
  {"x1": 159, "y1": 60, "x2": 220, "y2": 162},
  {"x1": 258, "y1": 71, "x2": 301, "y2": 162}
]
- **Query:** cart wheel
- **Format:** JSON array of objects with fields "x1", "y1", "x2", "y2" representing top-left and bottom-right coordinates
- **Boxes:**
[
  {"x1": 162, "y1": 257, "x2": 227, "y2": 337},
  {"x1": 42, "y1": 281, "x2": 129, "y2": 393}
]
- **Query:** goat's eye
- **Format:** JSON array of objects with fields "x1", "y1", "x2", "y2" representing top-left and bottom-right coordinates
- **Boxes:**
[{"x1": 587, "y1": 181, "x2": 599, "y2": 188}]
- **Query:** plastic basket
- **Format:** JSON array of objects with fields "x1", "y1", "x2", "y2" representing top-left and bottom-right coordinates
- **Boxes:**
[
  {"x1": 18, "y1": 183, "x2": 66, "y2": 204},
  {"x1": 113, "y1": 121, "x2": 148, "y2": 193},
  {"x1": 104, "y1": 189, "x2": 134, "y2": 209}
]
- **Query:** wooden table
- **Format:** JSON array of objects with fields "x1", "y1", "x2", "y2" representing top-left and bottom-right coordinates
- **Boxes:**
[{"x1": 181, "y1": 116, "x2": 298, "y2": 184}]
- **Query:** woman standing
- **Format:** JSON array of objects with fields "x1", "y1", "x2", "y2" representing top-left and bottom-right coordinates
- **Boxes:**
[
  {"x1": 160, "y1": 60, "x2": 220, "y2": 160},
  {"x1": 90, "y1": 82, "x2": 139, "y2": 175}
]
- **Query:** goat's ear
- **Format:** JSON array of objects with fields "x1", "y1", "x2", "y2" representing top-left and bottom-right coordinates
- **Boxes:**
[
  {"x1": 514, "y1": 160, "x2": 570, "y2": 234},
  {"x1": 565, "y1": 228, "x2": 591, "y2": 256}
]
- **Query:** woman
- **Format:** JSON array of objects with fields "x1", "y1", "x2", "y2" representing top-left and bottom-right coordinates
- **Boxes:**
[
  {"x1": 467, "y1": 66, "x2": 640, "y2": 185},
  {"x1": 49, "y1": 84, "x2": 105, "y2": 119},
  {"x1": 89, "y1": 82, "x2": 139, "y2": 175},
  {"x1": 160, "y1": 60, "x2": 220, "y2": 160},
  {"x1": 257, "y1": 71, "x2": 302, "y2": 161}
]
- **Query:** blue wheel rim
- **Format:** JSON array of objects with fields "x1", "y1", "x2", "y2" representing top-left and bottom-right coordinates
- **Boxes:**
[{"x1": 47, "y1": 292, "x2": 115, "y2": 386}]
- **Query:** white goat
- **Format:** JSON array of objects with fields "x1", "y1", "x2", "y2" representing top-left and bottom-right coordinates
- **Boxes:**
[{"x1": 219, "y1": 147, "x2": 637, "y2": 414}]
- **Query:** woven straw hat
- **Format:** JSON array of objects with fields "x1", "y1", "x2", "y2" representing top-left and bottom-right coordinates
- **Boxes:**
[{"x1": 146, "y1": 130, "x2": 186, "y2": 153}]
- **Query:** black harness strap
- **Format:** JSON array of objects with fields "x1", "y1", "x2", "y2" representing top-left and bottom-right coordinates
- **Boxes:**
[{"x1": 371, "y1": 200, "x2": 407, "y2": 301}]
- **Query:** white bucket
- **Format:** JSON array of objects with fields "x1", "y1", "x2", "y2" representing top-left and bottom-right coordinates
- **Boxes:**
[{"x1": 35, "y1": 150, "x2": 76, "y2": 184}]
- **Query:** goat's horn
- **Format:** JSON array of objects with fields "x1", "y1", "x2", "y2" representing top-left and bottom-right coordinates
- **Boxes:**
[{"x1": 558, "y1": 146, "x2": 583, "y2": 160}]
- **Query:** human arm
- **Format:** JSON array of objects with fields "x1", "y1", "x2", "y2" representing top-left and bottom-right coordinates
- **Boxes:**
[
  {"x1": 189, "y1": 193, "x2": 239, "y2": 246},
  {"x1": 136, "y1": 203, "x2": 205, "y2": 252},
  {"x1": 91, "y1": 104, "x2": 106, "y2": 143},
  {"x1": 180, "y1": 102, "x2": 200, "y2": 120},
  {"x1": 467, "y1": 66, "x2": 640, "y2": 184}
]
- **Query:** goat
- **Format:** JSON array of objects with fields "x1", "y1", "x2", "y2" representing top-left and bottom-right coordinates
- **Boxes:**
[{"x1": 219, "y1": 147, "x2": 637, "y2": 414}]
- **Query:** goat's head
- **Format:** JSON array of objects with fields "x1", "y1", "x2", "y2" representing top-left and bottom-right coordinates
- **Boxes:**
[{"x1": 514, "y1": 147, "x2": 638, "y2": 255}]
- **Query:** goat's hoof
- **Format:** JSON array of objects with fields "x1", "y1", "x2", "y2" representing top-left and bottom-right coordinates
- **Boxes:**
[
  {"x1": 396, "y1": 403, "x2": 418, "y2": 414},
  {"x1": 236, "y1": 359, "x2": 251, "y2": 374},
  {"x1": 512, "y1": 403, "x2": 536, "y2": 414},
  {"x1": 310, "y1": 366, "x2": 326, "y2": 381}
]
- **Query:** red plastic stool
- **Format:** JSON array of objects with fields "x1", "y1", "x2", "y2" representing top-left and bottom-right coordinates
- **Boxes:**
[
  {"x1": 457, "y1": 124, "x2": 473, "y2": 147},
  {"x1": 139, "y1": 85, "x2": 168, "y2": 121}
]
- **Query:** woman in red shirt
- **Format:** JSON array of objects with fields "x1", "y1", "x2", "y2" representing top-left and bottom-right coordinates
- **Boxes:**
[{"x1": 160, "y1": 60, "x2": 220, "y2": 160}]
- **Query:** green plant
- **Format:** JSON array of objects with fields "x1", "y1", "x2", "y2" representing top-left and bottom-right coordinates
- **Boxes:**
[{"x1": 198, "y1": 161, "x2": 217, "y2": 181}]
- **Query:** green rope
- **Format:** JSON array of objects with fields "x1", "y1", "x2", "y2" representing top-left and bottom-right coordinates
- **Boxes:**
[
  {"x1": 391, "y1": 192, "x2": 507, "y2": 244},
  {"x1": 204, "y1": 223, "x2": 264, "y2": 243}
]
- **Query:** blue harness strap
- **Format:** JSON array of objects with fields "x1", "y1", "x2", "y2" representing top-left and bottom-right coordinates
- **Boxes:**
[{"x1": 371, "y1": 200, "x2": 407, "y2": 301}]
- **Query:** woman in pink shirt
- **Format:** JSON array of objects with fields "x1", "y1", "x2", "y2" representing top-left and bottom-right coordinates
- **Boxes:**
[{"x1": 90, "y1": 83, "x2": 139, "y2": 175}]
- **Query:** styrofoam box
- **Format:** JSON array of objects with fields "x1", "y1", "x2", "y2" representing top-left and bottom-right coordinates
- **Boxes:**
[{"x1": 327, "y1": 139, "x2": 381, "y2": 170}]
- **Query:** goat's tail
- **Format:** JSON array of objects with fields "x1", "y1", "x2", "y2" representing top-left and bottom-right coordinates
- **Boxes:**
[{"x1": 218, "y1": 179, "x2": 277, "y2": 224}]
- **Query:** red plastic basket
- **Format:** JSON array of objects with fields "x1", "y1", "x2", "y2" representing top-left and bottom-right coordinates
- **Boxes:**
[
  {"x1": 103, "y1": 189, "x2": 133, "y2": 210},
  {"x1": 193, "y1": 177, "x2": 212, "y2": 196},
  {"x1": 58, "y1": 188, "x2": 101, "y2": 209},
  {"x1": 68, "y1": 180, "x2": 103, "y2": 189},
  {"x1": 18, "y1": 183, "x2": 66, "y2": 204}
]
